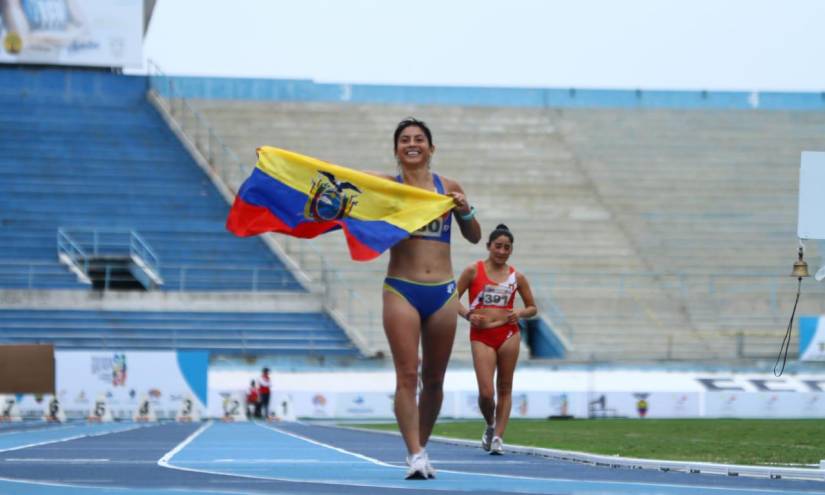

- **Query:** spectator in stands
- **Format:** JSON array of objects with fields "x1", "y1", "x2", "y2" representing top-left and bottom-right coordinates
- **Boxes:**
[
  {"x1": 0, "y1": 0, "x2": 95, "y2": 56},
  {"x1": 456, "y1": 224, "x2": 537, "y2": 455},
  {"x1": 258, "y1": 367, "x2": 271, "y2": 419},
  {"x1": 372, "y1": 117, "x2": 481, "y2": 479},
  {"x1": 245, "y1": 380, "x2": 259, "y2": 419}
]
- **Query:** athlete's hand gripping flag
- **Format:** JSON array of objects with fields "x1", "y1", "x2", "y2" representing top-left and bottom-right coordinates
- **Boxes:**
[{"x1": 226, "y1": 147, "x2": 455, "y2": 261}]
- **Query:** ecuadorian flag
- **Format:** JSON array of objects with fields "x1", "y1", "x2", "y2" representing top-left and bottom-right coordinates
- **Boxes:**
[{"x1": 226, "y1": 147, "x2": 455, "y2": 261}]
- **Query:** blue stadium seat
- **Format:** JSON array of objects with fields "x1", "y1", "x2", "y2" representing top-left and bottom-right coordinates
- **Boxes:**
[
  {"x1": 0, "y1": 308, "x2": 358, "y2": 356},
  {"x1": 0, "y1": 67, "x2": 301, "y2": 292}
]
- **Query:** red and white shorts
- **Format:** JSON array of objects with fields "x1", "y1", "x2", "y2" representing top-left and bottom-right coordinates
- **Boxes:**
[{"x1": 470, "y1": 323, "x2": 519, "y2": 350}]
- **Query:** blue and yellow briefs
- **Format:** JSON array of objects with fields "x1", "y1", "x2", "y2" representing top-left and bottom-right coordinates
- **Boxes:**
[{"x1": 383, "y1": 277, "x2": 457, "y2": 320}]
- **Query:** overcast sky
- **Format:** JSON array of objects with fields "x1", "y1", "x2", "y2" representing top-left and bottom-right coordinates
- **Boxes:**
[{"x1": 142, "y1": 0, "x2": 825, "y2": 92}]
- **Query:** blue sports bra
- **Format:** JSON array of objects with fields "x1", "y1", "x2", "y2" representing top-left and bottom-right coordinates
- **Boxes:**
[{"x1": 396, "y1": 173, "x2": 452, "y2": 244}]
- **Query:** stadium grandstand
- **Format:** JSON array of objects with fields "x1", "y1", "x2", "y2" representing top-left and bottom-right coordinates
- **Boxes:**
[
  {"x1": 0, "y1": 66, "x2": 361, "y2": 359},
  {"x1": 2, "y1": 63, "x2": 825, "y2": 367},
  {"x1": 147, "y1": 73, "x2": 825, "y2": 363}
]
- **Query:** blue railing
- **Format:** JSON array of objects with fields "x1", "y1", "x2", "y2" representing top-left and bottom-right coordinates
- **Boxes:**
[
  {"x1": 128, "y1": 230, "x2": 162, "y2": 284},
  {"x1": 56, "y1": 228, "x2": 163, "y2": 287},
  {"x1": 2, "y1": 259, "x2": 339, "y2": 292},
  {"x1": 56, "y1": 228, "x2": 90, "y2": 283}
]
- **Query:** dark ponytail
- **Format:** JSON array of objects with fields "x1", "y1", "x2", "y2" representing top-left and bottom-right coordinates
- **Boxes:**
[{"x1": 487, "y1": 224, "x2": 514, "y2": 246}]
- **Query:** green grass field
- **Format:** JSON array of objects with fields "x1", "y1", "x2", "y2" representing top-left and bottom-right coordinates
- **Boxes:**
[{"x1": 356, "y1": 419, "x2": 825, "y2": 466}]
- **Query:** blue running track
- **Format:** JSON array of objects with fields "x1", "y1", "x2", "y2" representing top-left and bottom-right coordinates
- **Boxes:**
[{"x1": 0, "y1": 421, "x2": 822, "y2": 495}]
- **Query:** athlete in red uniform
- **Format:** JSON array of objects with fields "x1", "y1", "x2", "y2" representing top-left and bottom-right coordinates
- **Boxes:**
[{"x1": 456, "y1": 224, "x2": 537, "y2": 455}]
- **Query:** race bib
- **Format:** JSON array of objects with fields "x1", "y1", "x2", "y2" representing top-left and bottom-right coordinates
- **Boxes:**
[
  {"x1": 480, "y1": 284, "x2": 513, "y2": 307},
  {"x1": 412, "y1": 217, "x2": 447, "y2": 238}
]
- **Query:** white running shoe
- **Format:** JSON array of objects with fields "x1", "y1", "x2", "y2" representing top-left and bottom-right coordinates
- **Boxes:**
[
  {"x1": 405, "y1": 450, "x2": 429, "y2": 480},
  {"x1": 490, "y1": 436, "x2": 504, "y2": 455},
  {"x1": 481, "y1": 425, "x2": 495, "y2": 451},
  {"x1": 425, "y1": 454, "x2": 436, "y2": 479}
]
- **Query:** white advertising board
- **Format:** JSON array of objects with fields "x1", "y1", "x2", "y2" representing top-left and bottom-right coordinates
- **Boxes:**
[
  {"x1": 209, "y1": 368, "x2": 825, "y2": 420},
  {"x1": 0, "y1": 0, "x2": 143, "y2": 68},
  {"x1": 15, "y1": 350, "x2": 208, "y2": 420}
]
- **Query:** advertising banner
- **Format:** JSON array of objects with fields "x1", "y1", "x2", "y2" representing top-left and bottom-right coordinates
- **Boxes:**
[
  {"x1": 704, "y1": 391, "x2": 825, "y2": 418},
  {"x1": 586, "y1": 392, "x2": 701, "y2": 419},
  {"x1": 207, "y1": 368, "x2": 825, "y2": 420},
  {"x1": 15, "y1": 350, "x2": 208, "y2": 420},
  {"x1": 0, "y1": 0, "x2": 143, "y2": 68}
]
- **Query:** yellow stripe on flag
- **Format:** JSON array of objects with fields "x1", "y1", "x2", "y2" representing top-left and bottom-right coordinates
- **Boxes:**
[{"x1": 255, "y1": 147, "x2": 455, "y2": 233}]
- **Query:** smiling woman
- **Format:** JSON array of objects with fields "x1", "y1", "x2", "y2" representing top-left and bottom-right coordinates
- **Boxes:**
[{"x1": 369, "y1": 117, "x2": 481, "y2": 480}]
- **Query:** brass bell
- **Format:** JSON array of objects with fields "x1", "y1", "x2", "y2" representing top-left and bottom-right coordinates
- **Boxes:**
[{"x1": 791, "y1": 247, "x2": 810, "y2": 278}]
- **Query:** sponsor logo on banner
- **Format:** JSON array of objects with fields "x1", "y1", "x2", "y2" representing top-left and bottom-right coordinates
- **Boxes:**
[
  {"x1": 697, "y1": 376, "x2": 825, "y2": 392},
  {"x1": 312, "y1": 394, "x2": 328, "y2": 416},
  {"x1": 634, "y1": 393, "x2": 649, "y2": 418},
  {"x1": 91, "y1": 354, "x2": 128, "y2": 387},
  {"x1": 673, "y1": 394, "x2": 689, "y2": 413},
  {"x1": 113, "y1": 354, "x2": 127, "y2": 386},
  {"x1": 515, "y1": 394, "x2": 528, "y2": 417},
  {"x1": 549, "y1": 393, "x2": 570, "y2": 416},
  {"x1": 345, "y1": 395, "x2": 373, "y2": 415}
]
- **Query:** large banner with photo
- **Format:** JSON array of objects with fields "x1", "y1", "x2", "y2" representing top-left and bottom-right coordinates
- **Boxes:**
[
  {"x1": 15, "y1": 350, "x2": 208, "y2": 420},
  {"x1": 0, "y1": 0, "x2": 143, "y2": 68}
]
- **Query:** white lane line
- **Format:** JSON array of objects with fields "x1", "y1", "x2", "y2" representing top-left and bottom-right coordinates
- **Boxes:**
[
  {"x1": 156, "y1": 422, "x2": 814, "y2": 494},
  {"x1": 157, "y1": 422, "x2": 426, "y2": 491},
  {"x1": 317, "y1": 423, "x2": 818, "y2": 493},
  {"x1": 255, "y1": 422, "x2": 399, "y2": 468},
  {"x1": 0, "y1": 423, "x2": 146, "y2": 453},
  {"x1": 4, "y1": 458, "x2": 110, "y2": 463},
  {"x1": 210, "y1": 459, "x2": 367, "y2": 464},
  {"x1": 157, "y1": 420, "x2": 212, "y2": 467},
  {"x1": 0, "y1": 475, "x2": 254, "y2": 495},
  {"x1": 0, "y1": 424, "x2": 76, "y2": 438}
]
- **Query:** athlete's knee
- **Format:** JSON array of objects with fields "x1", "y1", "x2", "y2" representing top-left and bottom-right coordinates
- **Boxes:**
[
  {"x1": 395, "y1": 369, "x2": 419, "y2": 393},
  {"x1": 478, "y1": 385, "x2": 495, "y2": 404},
  {"x1": 496, "y1": 380, "x2": 514, "y2": 398},
  {"x1": 419, "y1": 375, "x2": 444, "y2": 395}
]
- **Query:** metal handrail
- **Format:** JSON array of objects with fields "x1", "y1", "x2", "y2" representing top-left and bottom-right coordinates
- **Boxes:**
[
  {"x1": 146, "y1": 60, "x2": 247, "y2": 186},
  {"x1": 55, "y1": 227, "x2": 164, "y2": 287},
  {"x1": 56, "y1": 228, "x2": 89, "y2": 279},
  {"x1": 129, "y1": 230, "x2": 161, "y2": 279}
]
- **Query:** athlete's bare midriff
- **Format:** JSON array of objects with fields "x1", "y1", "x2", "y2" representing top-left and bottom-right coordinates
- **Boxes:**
[
  {"x1": 386, "y1": 237, "x2": 453, "y2": 282},
  {"x1": 469, "y1": 307, "x2": 511, "y2": 329}
]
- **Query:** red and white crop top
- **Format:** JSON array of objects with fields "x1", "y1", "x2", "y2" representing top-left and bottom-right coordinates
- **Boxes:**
[{"x1": 468, "y1": 260, "x2": 518, "y2": 311}]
